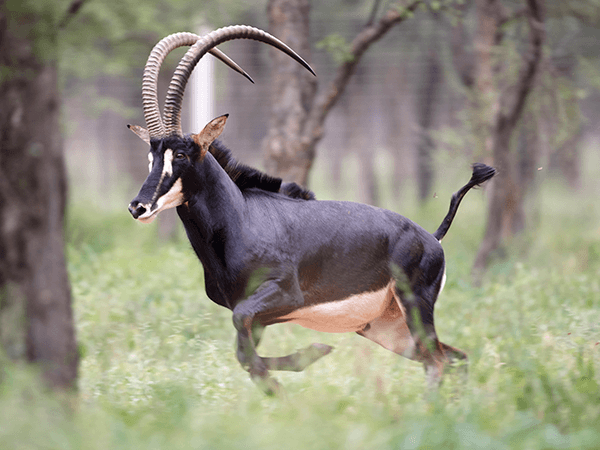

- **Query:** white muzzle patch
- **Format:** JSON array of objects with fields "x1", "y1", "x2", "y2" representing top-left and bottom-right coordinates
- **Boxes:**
[{"x1": 136, "y1": 178, "x2": 184, "y2": 224}]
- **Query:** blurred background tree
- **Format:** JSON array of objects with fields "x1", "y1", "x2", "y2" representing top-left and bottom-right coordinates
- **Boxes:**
[
  {"x1": 467, "y1": 0, "x2": 546, "y2": 279},
  {"x1": 0, "y1": 0, "x2": 252, "y2": 388},
  {"x1": 0, "y1": 0, "x2": 79, "y2": 389},
  {"x1": 261, "y1": 0, "x2": 423, "y2": 187},
  {"x1": 441, "y1": 0, "x2": 600, "y2": 278}
]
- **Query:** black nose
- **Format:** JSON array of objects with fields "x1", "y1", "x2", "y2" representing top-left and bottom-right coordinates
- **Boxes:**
[{"x1": 128, "y1": 201, "x2": 146, "y2": 219}]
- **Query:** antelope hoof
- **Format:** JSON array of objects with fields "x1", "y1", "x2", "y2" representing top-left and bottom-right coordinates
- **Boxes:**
[
  {"x1": 307, "y1": 343, "x2": 333, "y2": 359},
  {"x1": 251, "y1": 373, "x2": 282, "y2": 397},
  {"x1": 296, "y1": 343, "x2": 333, "y2": 370},
  {"x1": 311, "y1": 343, "x2": 334, "y2": 355}
]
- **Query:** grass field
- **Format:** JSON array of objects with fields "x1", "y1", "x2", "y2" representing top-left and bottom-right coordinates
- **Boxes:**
[{"x1": 2, "y1": 150, "x2": 600, "y2": 449}]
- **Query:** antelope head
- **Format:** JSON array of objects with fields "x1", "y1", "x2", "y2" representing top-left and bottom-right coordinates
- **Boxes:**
[{"x1": 128, "y1": 26, "x2": 315, "y2": 223}]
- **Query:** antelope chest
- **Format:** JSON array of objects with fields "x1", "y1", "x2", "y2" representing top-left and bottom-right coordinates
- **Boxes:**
[{"x1": 280, "y1": 282, "x2": 396, "y2": 333}]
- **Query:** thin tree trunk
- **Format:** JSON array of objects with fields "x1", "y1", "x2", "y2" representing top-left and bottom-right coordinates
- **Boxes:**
[
  {"x1": 0, "y1": 3, "x2": 78, "y2": 389},
  {"x1": 552, "y1": 127, "x2": 581, "y2": 189},
  {"x1": 384, "y1": 64, "x2": 413, "y2": 203},
  {"x1": 471, "y1": 0, "x2": 503, "y2": 157},
  {"x1": 328, "y1": 95, "x2": 348, "y2": 193},
  {"x1": 472, "y1": 0, "x2": 545, "y2": 278},
  {"x1": 547, "y1": 55, "x2": 582, "y2": 190},
  {"x1": 416, "y1": 45, "x2": 442, "y2": 201},
  {"x1": 350, "y1": 70, "x2": 380, "y2": 206}
]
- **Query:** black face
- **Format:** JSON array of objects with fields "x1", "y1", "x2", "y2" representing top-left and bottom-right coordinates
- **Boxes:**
[{"x1": 128, "y1": 137, "x2": 197, "y2": 223}]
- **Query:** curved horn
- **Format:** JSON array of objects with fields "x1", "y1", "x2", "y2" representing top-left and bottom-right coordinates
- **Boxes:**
[
  {"x1": 163, "y1": 25, "x2": 316, "y2": 137},
  {"x1": 210, "y1": 48, "x2": 255, "y2": 84},
  {"x1": 142, "y1": 32, "x2": 253, "y2": 139}
]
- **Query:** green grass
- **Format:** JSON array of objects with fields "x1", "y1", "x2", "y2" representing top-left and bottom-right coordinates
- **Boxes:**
[{"x1": 2, "y1": 152, "x2": 600, "y2": 449}]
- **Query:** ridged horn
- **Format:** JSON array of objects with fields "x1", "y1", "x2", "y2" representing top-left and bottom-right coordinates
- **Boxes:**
[
  {"x1": 142, "y1": 32, "x2": 253, "y2": 139},
  {"x1": 163, "y1": 25, "x2": 315, "y2": 137}
]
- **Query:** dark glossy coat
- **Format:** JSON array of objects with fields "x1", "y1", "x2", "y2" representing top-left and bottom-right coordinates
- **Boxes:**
[{"x1": 129, "y1": 118, "x2": 495, "y2": 394}]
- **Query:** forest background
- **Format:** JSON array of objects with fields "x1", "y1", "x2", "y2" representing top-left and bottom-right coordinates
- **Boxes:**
[{"x1": 1, "y1": 0, "x2": 600, "y2": 448}]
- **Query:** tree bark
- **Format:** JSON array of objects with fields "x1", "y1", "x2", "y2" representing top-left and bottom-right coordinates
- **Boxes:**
[
  {"x1": 0, "y1": 3, "x2": 78, "y2": 389},
  {"x1": 415, "y1": 28, "x2": 442, "y2": 202},
  {"x1": 471, "y1": 0, "x2": 503, "y2": 157},
  {"x1": 384, "y1": 63, "x2": 413, "y2": 204},
  {"x1": 547, "y1": 55, "x2": 582, "y2": 190},
  {"x1": 349, "y1": 66, "x2": 380, "y2": 206},
  {"x1": 472, "y1": 0, "x2": 545, "y2": 278},
  {"x1": 263, "y1": 0, "x2": 317, "y2": 185},
  {"x1": 263, "y1": 0, "x2": 424, "y2": 186}
]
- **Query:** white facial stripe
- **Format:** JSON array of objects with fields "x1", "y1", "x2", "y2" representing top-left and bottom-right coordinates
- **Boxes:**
[
  {"x1": 148, "y1": 152, "x2": 154, "y2": 173},
  {"x1": 148, "y1": 152, "x2": 154, "y2": 172},
  {"x1": 163, "y1": 149, "x2": 173, "y2": 177},
  {"x1": 146, "y1": 150, "x2": 172, "y2": 176},
  {"x1": 136, "y1": 178, "x2": 184, "y2": 224},
  {"x1": 148, "y1": 149, "x2": 175, "y2": 205}
]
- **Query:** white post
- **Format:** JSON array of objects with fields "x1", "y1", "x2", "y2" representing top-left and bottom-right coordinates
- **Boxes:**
[{"x1": 189, "y1": 25, "x2": 214, "y2": 132}]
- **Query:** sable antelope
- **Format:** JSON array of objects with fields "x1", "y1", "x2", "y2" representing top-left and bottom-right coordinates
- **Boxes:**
[{"x1": 127, "y1": 25, "x2": 496, "y2": 394}]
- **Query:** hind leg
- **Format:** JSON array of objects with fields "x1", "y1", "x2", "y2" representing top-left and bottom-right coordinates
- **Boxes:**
[
  {"x1": 358, "y1": 286, "x2": 467, "y2": 388},
  {"x1": 356, "y1": 287, "x2": 416, "y2": 357},
  {"x1": 440, "y1": 342, "x2": 468, "y2": 365},
  {"x1": 398, "y1": 285, "x2": 469, "y2": 387}
]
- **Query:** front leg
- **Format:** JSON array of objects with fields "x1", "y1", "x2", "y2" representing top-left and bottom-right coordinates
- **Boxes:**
[
  {"x1": 233, "y1": 313, "x2": 281, "y2": 395},
  {"x1": 232, "y1": 277, "x2": 296, "y2": 396},
  {"x1": 232, "y1": 275, "x2": 332, "y2": 395}
]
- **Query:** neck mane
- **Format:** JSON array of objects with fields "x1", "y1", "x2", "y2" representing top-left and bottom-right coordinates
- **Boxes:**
[{"x1": 208, "y1": 140, "x2": 315, "y2": 200}]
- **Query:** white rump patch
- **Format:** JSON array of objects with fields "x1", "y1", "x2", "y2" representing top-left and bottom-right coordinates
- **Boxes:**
[{"x1": 439, "y1": 266, "x2": 447, "y2": 296}]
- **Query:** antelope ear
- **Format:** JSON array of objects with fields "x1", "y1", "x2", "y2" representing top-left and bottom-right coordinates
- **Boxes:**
[
  {"x1": 192, "y1": 114, "x2": 229, "y2": 160},
  {"x1": 128, "y1": 124, "x2": 150, "y2": 145}
]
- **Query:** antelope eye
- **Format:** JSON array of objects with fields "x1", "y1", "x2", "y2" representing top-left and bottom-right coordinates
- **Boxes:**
[{"x1": 175, "y1": 152, "x2": 186, "y2": 160}]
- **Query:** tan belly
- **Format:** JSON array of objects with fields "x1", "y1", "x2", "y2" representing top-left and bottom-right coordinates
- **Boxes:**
[{"x1": 280, "y1": 281, "x2": 396, "y2": 333}]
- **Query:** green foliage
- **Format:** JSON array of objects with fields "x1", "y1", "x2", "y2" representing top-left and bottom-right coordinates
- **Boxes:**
[
  {"x1": 2, "y1": 0, "x2": 68, "y2": 63},
  {"x1": 316, "y1": 33, "x2": 355, "y2": 65},
  {"x1": 58, "y1": 0, "x2": 257, "y2": 81}
]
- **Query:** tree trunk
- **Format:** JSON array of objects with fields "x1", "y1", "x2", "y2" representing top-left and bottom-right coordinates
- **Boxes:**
[
  {"x1": 415, "y1": 43, "x2": 442, "y2": 202},
  {"x1": 547, "y1": 55, "x2": 582, "y2": 190},
  {"x1": 471, "y1": 0, "x2": 502, "y2": 157},
  {"x1": 472, "y1": 0, "x2": 545, "y2": 278},
  {"x1": 384, "y1": 64, "x2": 413, "y2": 204},
  {"x1": 263, "y1": 0, "x2": 424, "y2": 187},
  {"x1": 263, "y1": 0, "x2": 317, "y2": 186},
  {"x1": 0, "y1": 3, "x2": 78, "y2": 389}
]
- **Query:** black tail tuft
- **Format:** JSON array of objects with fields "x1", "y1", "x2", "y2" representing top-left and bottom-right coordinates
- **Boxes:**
[
  {"x1": 433, "y1": 163, "x2": 496, "y2": 241},
  {"x1": 470, "y1": 163, "x2": 496, "y2": 188}
]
